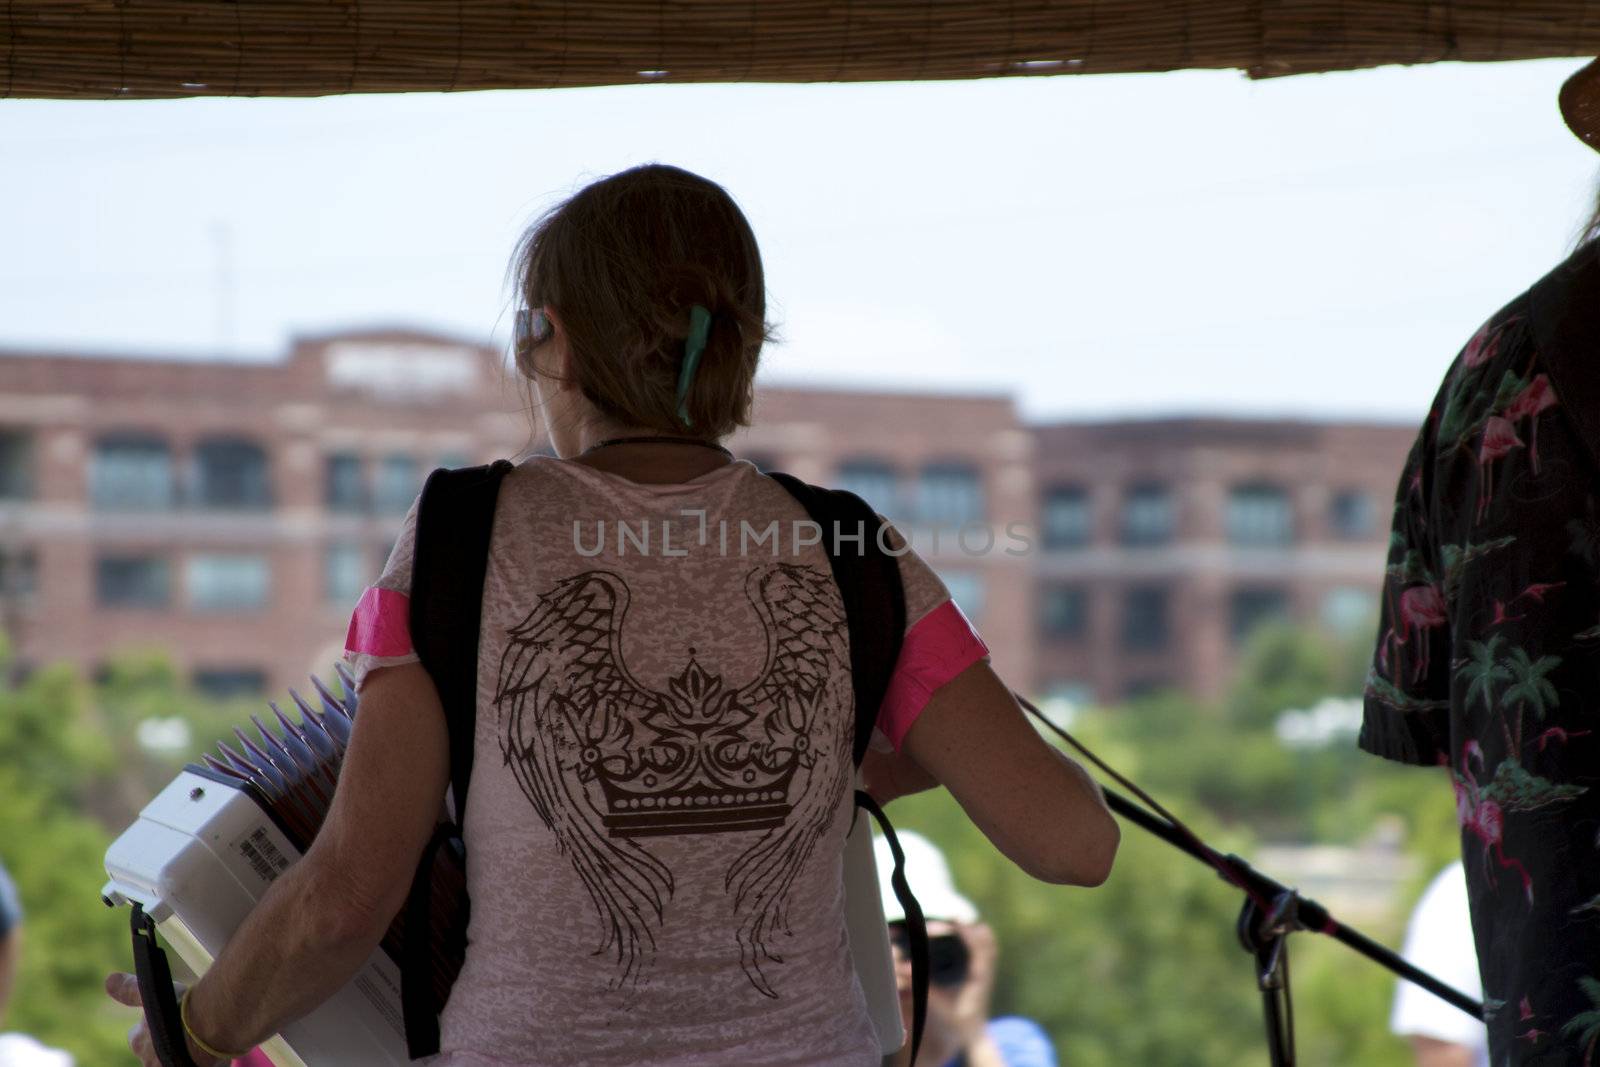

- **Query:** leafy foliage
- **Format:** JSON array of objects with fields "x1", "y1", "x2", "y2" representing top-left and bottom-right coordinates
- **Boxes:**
[
  {"x1": 889, "y1": 623, "x2": 1465, "y2": 1065},
  {"x1": 0, "y1": 639, "x2": 251, "y2": 1063},
  {"x1": 0, "y1": 624, "x2": 1469, "y2": 1065}
]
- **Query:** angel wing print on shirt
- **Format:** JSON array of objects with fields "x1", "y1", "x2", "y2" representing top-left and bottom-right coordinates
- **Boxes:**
[{"x1": 492, "y1": 562, "x2": 853, "y2": 996}]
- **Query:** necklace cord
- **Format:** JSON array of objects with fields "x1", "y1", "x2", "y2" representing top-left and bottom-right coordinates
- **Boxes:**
[{"x1": 583, "y1": 434, "x2": 733, "y2": 458}]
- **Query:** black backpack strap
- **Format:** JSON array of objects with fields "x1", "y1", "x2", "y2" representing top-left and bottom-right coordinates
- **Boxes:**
[
  {"x1": 766, "y1": 470, "x2": 922, "y2": 1062},
  {"x1": 764, "y1": 471, "x2": 906, "y2": 766},
  {"x1": 401, "y1": 458, "x2": 513, "y2": 1059},
  {"x1": 410, "y1": 459, "x2": 513, "y2": 820}
]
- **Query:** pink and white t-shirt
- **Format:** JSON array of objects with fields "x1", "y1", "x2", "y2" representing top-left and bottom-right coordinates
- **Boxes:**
[{"x1": 345, "y1": 456, "x2": 987, "y2": 1067}]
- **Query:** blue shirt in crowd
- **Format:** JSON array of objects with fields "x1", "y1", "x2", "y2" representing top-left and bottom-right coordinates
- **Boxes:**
[
  {"x1": 0, "y1": 859, "x2": 21, "y2": 939},
  {"x1": 945, "y1": 1017, "x2": 1057, "y2": 1067}
]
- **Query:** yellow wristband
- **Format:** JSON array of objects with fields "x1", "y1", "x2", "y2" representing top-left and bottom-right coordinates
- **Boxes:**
[{"x1": 179, "y1": 987, "x2": 249, "y2": 1062}]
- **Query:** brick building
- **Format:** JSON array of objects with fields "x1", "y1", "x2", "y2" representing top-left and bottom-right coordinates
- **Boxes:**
[
  {"x1": 0, "y1": 330, "x2": 530, "y2": 697},
  {"x1": 1031, "y1": 418, "x2": 1415, "y2": 704},
  {"x1": 0, "y1": 330, "x2": 1413, "y2": 706}
]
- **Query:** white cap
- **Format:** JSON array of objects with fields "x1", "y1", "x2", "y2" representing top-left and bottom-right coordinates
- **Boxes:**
[{"x1": 874, "y1": 830, "x2": 978, "y2": 924}]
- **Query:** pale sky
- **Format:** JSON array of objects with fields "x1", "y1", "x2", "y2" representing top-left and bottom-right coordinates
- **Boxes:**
[{"x1": 2, "y1": 57, "x2": 1596, "y2": 421}]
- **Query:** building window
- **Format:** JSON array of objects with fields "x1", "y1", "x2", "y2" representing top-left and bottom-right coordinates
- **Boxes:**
[
  {"x1": 91, "y1": 434, "x2": 174, "y2": 511},
  {"x1": 1042, "y1": 486, "x2": 1092, "y2": 550},
  {"x1": 96, "y1": 555, "x2": 171, "y2": 608},
  {"x1": 1120, "y1": 484, "x2": 1174, "y2": 547},
  {"x1": 1227, "y1": 484, "x2": 1294, "y2": 547},
  {"x1": 937, "y1": 570, "x2": 986, "y2": 623},
  {"x1": 374, "y1": 453, "x2": 420, "y2": 515},
  {"x1": 1121, "y1": 585, "x2": 1170, "y2": 652},
  {"x1": 187, "y1": 553, "x2": 271, "y2": 612},
  {"x1": 1039, "y1": 584, "x2": 1088, "y2": 639},
  {"x1": 1321, "y1": 586, "x2": 1378, "y2": 634},
  {"x1": 917, "y1": 463, "x2": 985, "y2": 526},
  {"x1": 1330, "y1": 490, "x2": 1375, "y2": 539},
  {"x1": 193, "y1": 668, "x2": 268, "y2": 700},
  {"x1": 0, "y1": 430, "x2": 34, "y2": 500},
  {"x1": 325, "y1": 453, "x2": 366, "y2": 513},
  {"x1": 325, "y1": 543, "x2": 367, "y2": 606},
  {"x1": 192, "y1": 437, "x2": 272, "y2": 510},
  {"x1": 836, "y1": 459, "x2": 900, "y2": 514},
  {"x1": 0, "y1": 548, "x2": 39, "y2": 604},
  {"x1": 1230, "y1": 586, "x2": 1291, "y2": 643}
]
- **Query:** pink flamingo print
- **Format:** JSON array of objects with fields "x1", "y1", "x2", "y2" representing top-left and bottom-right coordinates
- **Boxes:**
[
  {"x1": 1463, "y1": 321, "x2": 1501, "y2": 367},
  {"x1": 1505, "y1": 375, "x2": 1558, "y2": 474},
  {"x1": 1454, "y1": 741, "x2": 1533, "y2": 903},
  {"x1": 1476, "y1": 417, "x2": 1524, "y2": 523},
  {"x1": 1492, "y1": 600, "x2": 1526, "y2": 626},
  {"x1": 1538, "y1": 727, "x2": 1593, "y2": 752},
  {"x1": 1383, "y1": 584, "x2": 1448, "y2": 682},
  {"x1": 1513, "y1": 581, "x2": 1567, "y2": 606}
]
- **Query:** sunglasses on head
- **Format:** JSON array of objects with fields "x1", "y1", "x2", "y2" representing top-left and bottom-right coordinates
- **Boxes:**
[
  {"x1": 514, "y1": 307, "x2": 553, "y2": 351},
  {"x1": 888, "y1": 922, "x2": 971, "y2": 989}
]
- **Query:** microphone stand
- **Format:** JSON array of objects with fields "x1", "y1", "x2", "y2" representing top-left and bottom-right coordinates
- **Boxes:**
[{"x1": 1100, "y1": 786, "x2": 1483, "y2": 1066}]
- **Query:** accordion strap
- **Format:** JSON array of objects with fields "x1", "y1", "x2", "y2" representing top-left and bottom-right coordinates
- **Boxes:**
[
  {"x1": 855, "y1": 791, "x2": 928, "y2": 1065},
  {"x1": 130, "y1": 904, "x2": 201, "y2": 1067}
]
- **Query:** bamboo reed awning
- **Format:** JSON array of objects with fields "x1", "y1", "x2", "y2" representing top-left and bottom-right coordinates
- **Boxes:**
[{"x1": 3, "y1": 1, "x2": 1597, "y2": 100}]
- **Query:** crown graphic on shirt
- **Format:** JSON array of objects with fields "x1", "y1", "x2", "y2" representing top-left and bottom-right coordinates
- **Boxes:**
[{"x1": 592, "y1": 655, "x2": 805, "y2": 838}]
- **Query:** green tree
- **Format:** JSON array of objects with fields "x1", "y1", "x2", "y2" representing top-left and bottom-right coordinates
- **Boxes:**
[{"x1": 0, "y1": 639, "x2": 258, "y2": 1063}]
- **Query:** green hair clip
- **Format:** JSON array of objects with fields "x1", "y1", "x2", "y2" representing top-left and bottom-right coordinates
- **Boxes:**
[{"x1": 676, "y1": 304, "x2": 712, "y2": 427}]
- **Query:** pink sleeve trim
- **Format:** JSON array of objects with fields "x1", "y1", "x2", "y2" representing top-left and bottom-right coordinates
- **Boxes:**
[
  {"x1": 877, "y1": 599, "x2": 989, "y2": 751},
  {"x1": 345, "y1": 587, "x2": 413, "y2": 658}
]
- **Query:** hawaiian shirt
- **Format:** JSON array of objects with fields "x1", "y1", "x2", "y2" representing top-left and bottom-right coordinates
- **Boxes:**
[{"x1": 1361, "y1": 242, "x2": 1600, "y2": 1065}]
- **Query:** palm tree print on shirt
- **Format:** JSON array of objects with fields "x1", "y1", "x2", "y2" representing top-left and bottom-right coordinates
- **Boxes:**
[
  {"x1": 1561, "y1": 977, "x2": 1600, "y2": 1067},
  {"x1": 1361, "y1": 253, "x2": 1600, "y2": 1064}
]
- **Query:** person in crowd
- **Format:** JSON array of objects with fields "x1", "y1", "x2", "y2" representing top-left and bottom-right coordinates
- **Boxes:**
[
  {"x1": 877, "y1": 832, "x2": 1056, "y2": 1067},
  {"x1": 1359, "y1": 58, "x2": 1600, "y2": 1065},
  {"x1": 0, "y1": 859, "x2": 75, "y2": 1067},
  {"x1": 1391, "y1": 863, "x2": 1488, "y2": 1067},
  {"x1": 0, "y1": 859, "x2": 19, "y2": 1030},
  {"x1": 107, "y1": 163, "x2": 1118, "y2": 1066}
]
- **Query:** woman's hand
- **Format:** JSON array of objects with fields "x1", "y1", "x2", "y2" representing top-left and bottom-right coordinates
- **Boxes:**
[{"x1": 104, "y1": 973, "x2": 224, "y2": 1067}]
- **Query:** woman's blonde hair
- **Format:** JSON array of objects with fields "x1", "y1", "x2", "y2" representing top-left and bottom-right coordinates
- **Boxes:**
[{"x1": 510, "y1": 164, "x2": 771, "y2": 439}]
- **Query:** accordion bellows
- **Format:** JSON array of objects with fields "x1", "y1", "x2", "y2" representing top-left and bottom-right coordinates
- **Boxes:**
[
  {"x1": 201, "y1": 664, "x2": 466, "y2": 1010},
  {"x1": 102, "y1": 665, "x2": 456, "y2": 1066}
]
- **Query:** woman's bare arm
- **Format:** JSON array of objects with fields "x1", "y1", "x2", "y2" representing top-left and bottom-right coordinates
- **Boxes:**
[{"x1": 896, "y1": 661, "x2": 1119, "y2": 886}]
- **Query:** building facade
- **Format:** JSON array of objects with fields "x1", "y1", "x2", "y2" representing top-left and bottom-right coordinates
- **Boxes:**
[
  {"x1": 1031, "y1": 418, "x2": 1415, "y2": 705},
  {"x1": 0, "y1": 331, "x2": 1414, "y2": 707},
  {"x1": 0, "y1": 330, "x2": 528, "y2": 697}
]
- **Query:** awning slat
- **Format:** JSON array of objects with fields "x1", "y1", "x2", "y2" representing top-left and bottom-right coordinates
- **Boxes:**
[{"x1": 2, "y1": 1, "x2": 1596, "y2": 100}]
